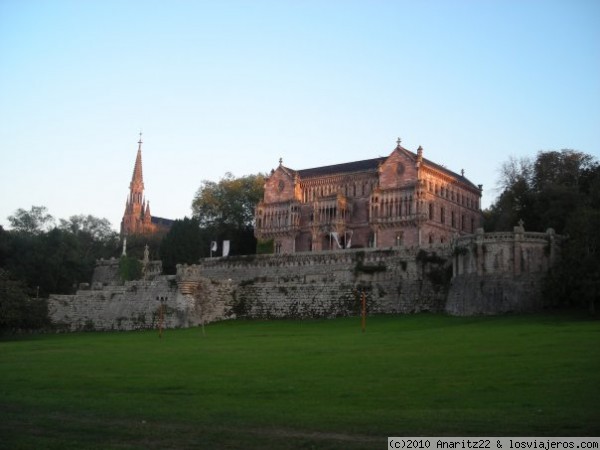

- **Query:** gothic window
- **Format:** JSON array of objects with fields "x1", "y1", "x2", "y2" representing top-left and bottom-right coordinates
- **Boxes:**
[
  {"x1": 429, "y1": 234, "x2": 434, "y2": 244},
  {"x1": 462, "y1": 214, "x2": 466, "y2": 231},
  {"x1": 451, "y1": 211, "x2": 456, "y2": 228},
  {"x1": 440, "y1": 207, "x2": 445, "y2": 224},
  {"x1": 428, "y1": 203, "x2": 434, "y2": 220}
]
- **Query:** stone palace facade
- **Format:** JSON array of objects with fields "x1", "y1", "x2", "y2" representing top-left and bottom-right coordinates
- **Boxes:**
[{"x1": 255, "y1": 140, "x2": 483, "y2": 253}]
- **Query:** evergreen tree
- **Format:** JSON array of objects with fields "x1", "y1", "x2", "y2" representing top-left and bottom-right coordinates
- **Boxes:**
[{"x1": 159, "y1": 217, "x2": 205, "y2": 274}]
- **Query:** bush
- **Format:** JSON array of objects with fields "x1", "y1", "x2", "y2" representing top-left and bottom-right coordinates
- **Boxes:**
[{"x1": 119, "y1": 256, "x2": 142, "y2": 281}]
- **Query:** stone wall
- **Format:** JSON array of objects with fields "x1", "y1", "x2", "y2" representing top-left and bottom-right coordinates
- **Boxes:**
[
  {"x1": 47, "y1": 228, "x2": 562, "y2": 331},
  {"x1": 49, "y1": 274, "x2": 235, "y2": 332},
  {"x1": 91, "y1": 258, "x2": 121, "y2": 287},
  {"x1": 446, "y1": 274, "x2": 544, "y2": 315},
  {"x1": 178, "y1": 247, "x2": 452, "y2": 319},
  {"x1": 445, "y1": 226, "x2": 561, "y2": 315},
  {"x1": 49, "y1": 247, "x2": 452, "y2": 330}
]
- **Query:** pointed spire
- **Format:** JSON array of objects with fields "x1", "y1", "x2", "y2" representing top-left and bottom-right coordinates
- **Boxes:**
[{"x1": 130, "y1": 134, "x2": 145, "y2": 191}]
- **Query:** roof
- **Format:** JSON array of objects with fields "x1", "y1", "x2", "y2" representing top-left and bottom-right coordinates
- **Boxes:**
[
  {"x1": 151, "y1": 216, "x2": 175, "y2": 227},
  {"x1": 287, "y1": 146, "x2": 480, "y2": 191},
  {"x1": 295, "y1": 157, "x2": 387, "y2": 178},
  {"x1": 418, "y1": 153, "x2": 480, "y2": 190}
]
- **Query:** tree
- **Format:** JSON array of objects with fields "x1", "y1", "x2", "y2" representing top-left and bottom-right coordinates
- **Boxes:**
[
  {"x1": 2, "y1": 208, "x2": 122, "y2": 298},
  {"x1": 119, "y1": 256, "x2": 142, "y2": 281},
  {"x1": 487, "y1": 150, "x2": 600, "y2": 312},
  {"x1": 7, "y1": 205, "x2": 55, "y2": 234},
  {"x1": 532, "y1": 150, "x2": 594, "y2": 191},
  {"x1": 59, "y1": 214, "x2": 116, "y2": 242},
  {"x1": 192, "y1": 281, "x2": 215, "y2": 336},
  {"x1": 0, "y1": 268, "x2": 48, "y2": 332},
  {"x1": 544, "y1": 207, "x2": 600, "y2": 313},
  {"x1": 191, "y1": 173, "x2": 265, "y2": 256},
  {"x1": 59, "y1": 215, "x2": 120, "y2": 263},
  {"x1": 159, "y1": 217, "x2": 205, "y2": 274},
  {"x1": 485, "y1": 150, "x2": 598, "y2": 234},
  {"x1": 192, "y1": 173, "x2": 265, "y2": 229}
]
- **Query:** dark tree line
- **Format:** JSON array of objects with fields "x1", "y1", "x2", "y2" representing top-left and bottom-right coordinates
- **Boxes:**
[
  {"x1": 484, "y1": 150, "x2": 600, "y2": 312},
  {"x1": 0, "y1": 207, "x2": 120, "y2": 331}
]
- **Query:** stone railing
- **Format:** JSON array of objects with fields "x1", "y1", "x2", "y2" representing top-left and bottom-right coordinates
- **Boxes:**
[{"x1": 452, "y1": 226, "x2": 562, "y2": 277}]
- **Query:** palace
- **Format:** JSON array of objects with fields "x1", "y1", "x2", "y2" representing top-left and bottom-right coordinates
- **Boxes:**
[
  {"x1": 255, "y1": 139, "x2": 483, "y2": 252},
  {"x1": 120, "y1": 135, "x2": 173, "y2": 236}
]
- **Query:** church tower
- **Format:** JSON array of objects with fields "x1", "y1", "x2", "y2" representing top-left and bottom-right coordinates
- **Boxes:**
[{"x1": 120, "y1": 134, "x2": 155, "y2": 236}]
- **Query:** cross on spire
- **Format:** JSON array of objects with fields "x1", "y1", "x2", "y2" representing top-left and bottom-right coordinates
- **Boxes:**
[
  {"x1": 396, "y1": 137, "x2": 402, "y2": 147},
  {"x1": 138, "y1": 131, "x2": 143, "y2": 145}
]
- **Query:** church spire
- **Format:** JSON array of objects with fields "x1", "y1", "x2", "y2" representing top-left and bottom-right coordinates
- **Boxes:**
[
  {"x1": 121, "y1": 134, "x2": 149, "y2": 236},
  {"x1": 130, "y1": 132, "x2": 144, "y2": 192}
]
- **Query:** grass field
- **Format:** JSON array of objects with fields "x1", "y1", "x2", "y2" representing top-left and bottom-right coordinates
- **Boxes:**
[{"x1": 1, "y1": 313, "x2": 599, "y2": 449}]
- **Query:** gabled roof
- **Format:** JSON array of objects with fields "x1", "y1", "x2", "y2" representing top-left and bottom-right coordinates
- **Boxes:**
[
  {"x1": 276, "y1": 145, "x2": 480, "y2": 191},
  {"x1": 417, "y1": 151, "x2": 480, "y2": 190},
  {"x1": 151, "y1": 216, "x2": 174, "y2": 227},
  {"x1": 296, "y1": 157, "x2": 386, "y2": 179}
]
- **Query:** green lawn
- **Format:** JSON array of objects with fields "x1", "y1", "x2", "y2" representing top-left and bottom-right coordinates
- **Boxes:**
[{"x1": 1, "y1": 313, "x2": 599, "y2": 449}]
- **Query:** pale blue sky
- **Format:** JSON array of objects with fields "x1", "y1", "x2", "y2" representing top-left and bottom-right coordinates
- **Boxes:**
[{"x1": 1, "y1": 0, "x2": 598, "y2": 231}]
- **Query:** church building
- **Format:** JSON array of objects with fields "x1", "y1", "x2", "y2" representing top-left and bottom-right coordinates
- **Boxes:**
[
  {"x1": 120, "y1": 135, "x2": 173, "y2": 237},
  {"x1": 255, "y1": 139, "x2": 483, "y2": 253}
]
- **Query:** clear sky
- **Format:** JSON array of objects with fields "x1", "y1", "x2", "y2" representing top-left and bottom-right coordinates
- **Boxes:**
[{"x1": 1, "y1": 0, "x2": 599, "y2": 231}]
